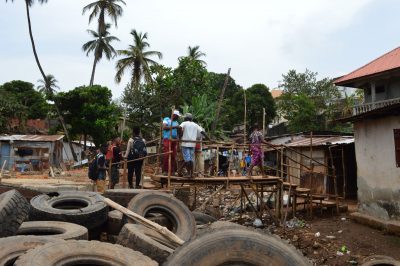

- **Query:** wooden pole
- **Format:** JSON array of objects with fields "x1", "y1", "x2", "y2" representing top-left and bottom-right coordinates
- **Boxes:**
[
  {"x1": 309, "y1": 131, "x2": 313, "y2": 192},
  {"x1": 211, "y1": 68, "x2": 231, "y2": 137},
  {"x1": 243, "y1": 89, "x2": 247, "y2": 145},
  {"x1": 328, "y1": 146, "x2": 339, "y2": 214},
  {"x1": 168, "y1": 106, "x2": 175, "y2": 188},
  {"x1": 122, "y1": 159, "x2": 127, "y2": 188},
  {"x1": 0, "y1": 160, "x2": 7, "y2": 182},
  {"x1": 341, "y1": 147, "x2": 346, "y2": 199},
  {"x1": 101, "y1": 196, "x2": 184, "y2": 245},
  {"x1": 262, "y1": 108, "x2": 266, "y2": 177}
]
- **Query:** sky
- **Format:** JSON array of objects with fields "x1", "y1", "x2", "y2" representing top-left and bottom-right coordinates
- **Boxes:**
[{"x1": 1, "y1": 0, "x2": 400, "y2": 99}]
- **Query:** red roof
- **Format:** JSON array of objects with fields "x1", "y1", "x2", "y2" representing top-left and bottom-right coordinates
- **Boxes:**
[{"x1": 335, "y1": 46, "x2": 400, "y2": 86}]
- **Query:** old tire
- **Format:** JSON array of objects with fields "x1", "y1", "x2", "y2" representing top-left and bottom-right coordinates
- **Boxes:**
[
  {"x1": 14, "y1": 240, "x2": 157, "y2": 266},
  {"x1": 117, "y1": 224, "x2": 173, "y2": 264},
  {"x1": 192, "y1": 211, "x2": 217, "y2": 225},
  {"x1": 164, "y1": 228, "x2": 310, "y2": 266},
  {"x1": 0, "y1": 236, "x2": 64, "y2": 266},
  {"x1": 361, "y1": 255, "x2": 400, "y2": 266},
  {"x1": 0, "y1": 189, "x2": 30, "y2": 237},
  {"x1": 126, "y1": 191, "x2": 196, "y2": 241},
  {"x1": 107, "y1": 210, "x2": 124, "y2": 235},
  {"x1": 29, "y1": 191, "x2": 107, "y2": 230},
  {"x1": 147, "y1": 213, "x2": 174, "y2": 229},
  {"x1": 17, "y1": 221, "x2": 88, "y2": 240},
  {"x1": 104, "y1": 189, "x2": 160, "y2": 207}
]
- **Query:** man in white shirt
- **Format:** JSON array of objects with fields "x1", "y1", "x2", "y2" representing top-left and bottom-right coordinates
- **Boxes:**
[{"x1": 179, "y1": 113, "x2": 209, "y2": 178}]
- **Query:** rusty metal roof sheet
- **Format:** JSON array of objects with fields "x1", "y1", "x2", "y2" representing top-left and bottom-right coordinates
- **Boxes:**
[
  {"x1": 285, "y1": 136, "x2": 354, "y2": 147},
  {"x1": 0, "y1": 135, "x2": 64, "y2": 142},
  {"x1": 335, "y1": 47, "x2": 400, "y2": 86}
]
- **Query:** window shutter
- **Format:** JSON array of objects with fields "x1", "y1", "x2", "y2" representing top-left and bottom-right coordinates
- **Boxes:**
[{"x1": 394, "y1": 129, "x2": 400, "y2": 167}]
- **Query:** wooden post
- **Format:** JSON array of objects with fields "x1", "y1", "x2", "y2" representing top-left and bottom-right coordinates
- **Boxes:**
[
  {"x1": 309, "y1": 131, "x2": 313, "y2": 192},
  {"x1": 211, "y1": 68, "x2": 231, "y2": 137},
  {"x1": 216, "y1": 145, "x2": 220, "y2": 176},
  {"x1": 328, "y1": 146, "x2": 340, "y2": 214},
  {"x1": 0, "y1": 160, "x2": 7, "y2": 182},
  {"x1": 243, "y1": 89, "x2": 247, "y2": 145},
  {"x1": 341, "y1": 147, "x2": 346, "y2": 199},
  {"x1": 122, "y1": 159, "x2": 127, "y2": 188},
  {"x1": 168, "y1": 106, "x2": 175, "y2": 188}
]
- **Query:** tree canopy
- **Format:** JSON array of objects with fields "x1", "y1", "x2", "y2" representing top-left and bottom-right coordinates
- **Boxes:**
[{"x1": 56, "y1": 85, "x2": 120, "y2": 146}]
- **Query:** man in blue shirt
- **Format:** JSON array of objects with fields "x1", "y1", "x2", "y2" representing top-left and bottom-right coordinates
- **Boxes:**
[{"x1": 162, "y1": 110, "x2": 181, "y2": 175}]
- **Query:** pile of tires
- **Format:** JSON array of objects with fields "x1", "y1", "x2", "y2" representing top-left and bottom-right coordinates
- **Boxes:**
[{"x1": 0, "y1": 188, "x2": 318, "y2": 265}]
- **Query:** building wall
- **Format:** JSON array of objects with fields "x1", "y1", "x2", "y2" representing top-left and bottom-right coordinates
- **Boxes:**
[{"x1": 354, "y1": 116, "x2": 400, "y2": 220}]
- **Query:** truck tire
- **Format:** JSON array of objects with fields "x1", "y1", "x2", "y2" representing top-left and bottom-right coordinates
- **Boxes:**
[
  {"x1": 107, "y1": 210, "x2": 124, "y2": 235},
  {"x1": 361, "y1": 255, "x2": 400, "y2": 266},
  {"x1": 14, "y1": 240, "x2": 157, "y2": 266},
  {"x1": 104, "y1": 189, "x2": 159, "y2": 207},
  {"x1": 0, "y1": 190, "x2": 30, "y2": 237},
  {"x1": 126, "y1": 191, "x2": 196, "y2": 241},
  {"x1": 117, "y1": 224, "x2": 173, "y2": 264},
  {"x1": 29, "y1": 191, "x2": 107, "y2": 230},
  {"x1": 17, "y1": 221, "x2": 88, "y2": 240},
  {"x1": 164, "y1": 228, "x2": 310, "y2": 266},
  {"x1": 0, "y1": 236, "x2": 64, "y2": 266},
  {"x1": 192, "y1": 211, "x2": 217, "y2": 225}
]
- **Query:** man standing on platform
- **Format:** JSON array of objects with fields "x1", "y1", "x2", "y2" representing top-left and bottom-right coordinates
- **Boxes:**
[
  {"x1": 162, "y1": 110, "x2": 181, "y2": 175},
  {"x1": 179, "y1": 113, "x2": 209, "y2": 178}
]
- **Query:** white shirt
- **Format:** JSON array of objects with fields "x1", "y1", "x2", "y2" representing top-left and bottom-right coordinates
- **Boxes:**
[{"x1": 180, "y1": 121, "x2": 203, "y2": 148}]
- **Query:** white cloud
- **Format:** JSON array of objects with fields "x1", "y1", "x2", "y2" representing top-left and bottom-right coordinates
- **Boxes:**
[{"x1": 0, "y1": 0, "x2": 374, "y2": 97}]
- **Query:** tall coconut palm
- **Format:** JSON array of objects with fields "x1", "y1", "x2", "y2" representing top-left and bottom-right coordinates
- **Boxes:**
[
  {"x1": 82, "y1": 0, "x2": 125, "y2": 34},
  {"x1": 37, "y1": 74, "x2": 78, "y2": 161},
  {"x1": 6, "y1": 0, "x2": 48, "y2": 86},
  {"x1": 83, "y1": 24, "x2": 119, "y2": 86},
  {"x1": 115, "y1": 29, "x2": 162, "y2": 90},
  {"x1": 185, "y1": 45, "x2": 207, "y2": 66}
]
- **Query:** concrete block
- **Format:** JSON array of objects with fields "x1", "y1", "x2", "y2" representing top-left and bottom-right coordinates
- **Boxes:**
[
  {"x1": 349, "y1": 212, "x2": 386, "y2": 230},
  {"x1": 386, "y1": 220, "x2": 400, "y2": 236}
]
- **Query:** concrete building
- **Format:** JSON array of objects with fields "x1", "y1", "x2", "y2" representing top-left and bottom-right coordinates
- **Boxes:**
[
  {"x1": 335, "y1": 46, "x2": 400, "y2": 220},
  {"x1": 0, "y1": 135, "x2": 64, "y2": 171}
]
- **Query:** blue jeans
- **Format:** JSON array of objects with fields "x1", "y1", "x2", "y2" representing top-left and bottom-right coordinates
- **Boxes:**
[{"x1": 182, "y1": 147, "x2": 195, "y2": 162}]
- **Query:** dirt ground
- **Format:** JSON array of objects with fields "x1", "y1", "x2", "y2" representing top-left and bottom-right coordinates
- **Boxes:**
[{"x1": 273, "y1": 214, "x2": 400, "y2": 265}]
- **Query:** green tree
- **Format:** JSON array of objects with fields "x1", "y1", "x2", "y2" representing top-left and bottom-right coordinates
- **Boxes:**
[
  {"x1": 284, "y1": 94, "x2": 320, "y2": 132},
  {"x1": 5, "y1": 0, "x2": 49, "y2": 91},
  {"x1": 0, "y1": 80, "x2": 48, "y2": 120},
  {"x1": 56, "y1": 85, "x2": 120, "y2": 148},
  {"x1": 115, "y1": 30, "x2": 162, "y2": 90},
  {"x1": 37, "y1": 74, "x2": 59, "y2": 100},
  {"x1": 278, "y1": 69, "x2": 341, "y2": 132},
  {"x1": 82, "y1": 23, "x2": 119, "y2": 86},
  {"x1": 82, "y1": 0, "x2": 125, "y2": 34}
]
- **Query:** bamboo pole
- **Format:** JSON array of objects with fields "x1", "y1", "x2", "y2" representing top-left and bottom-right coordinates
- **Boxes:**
[
  {"x1": 342, "y1": 147, "x2": 346, "y2": 199},
  {"x1": 122, "y1": 159, "x2": 127, "y2": 188},
  {"x1": 328, "y1": 146, "x2": 339, "y2": 214},
  {"x1": 243, "y1": 89, "x2": 247, "y2": 145},
  {"x1": 211, "y1": 68, "x2": 231, "y2": 137},
  {"x1": 309, "y1": 131, "x2": 313, "y2": 192},
  {"x1": 0, "y1": 160, "x2": 7, "y2": 182},
  {"x1": 101, "y1": 196, "x2": 184, "y2": 245}
]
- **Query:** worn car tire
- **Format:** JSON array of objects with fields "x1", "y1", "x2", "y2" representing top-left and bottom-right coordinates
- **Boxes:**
[
  {"x1": 104, "y1": 189, "x2": 160, "y2": 207},
  {"x1": 361, "y1": 255, "x2": 400, "y2": 266},
  {"x1": 164, "y1": 228, "x2": 310, "y2": 266},
  {"x1": 107, "y1": 210, "x2": 124, "y2": 235},
  {"x1": 0, "y1": 236, "x2": 64, "y2": 266},
  {"x1": 0, "y1": 189, "x2": 30, "y2": 237},
  {"x1": 14, "y1": 240, "x2": 157, "y2": 266},
  {"x1": 192, "y1": 211, "x2": 217, "y2": 225},
  {"x1": 147, "y1": 213, "x2": 174, "y2": 229},
  {"x1": 29, "y1": 191, "x2": 107, "y2": 230},
  {"x1": 117, "y1": 224, "x2": 173, "y2": 264},
  {"x1": 17, "y1": 221, "x2": 88, "y2": 240},
  {"x1": 126, "y1": 191, "x2": 196, "y2": 241}
]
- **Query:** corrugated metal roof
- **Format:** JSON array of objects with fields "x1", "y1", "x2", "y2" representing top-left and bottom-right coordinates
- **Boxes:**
[
  {"x1": 0, "y1": 135, "x2": 64, "y2": 142},
  {"x1": 335, "y1": 47, "x2": 400, "y2": 86},
  {"x1": 285, "y1": 136, "x2": 354, "y2": 147}
]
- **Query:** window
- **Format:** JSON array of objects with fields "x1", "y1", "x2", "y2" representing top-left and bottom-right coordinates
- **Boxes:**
[{"x1": 394, "y1": 129, "x2": 400, "y2": 167}]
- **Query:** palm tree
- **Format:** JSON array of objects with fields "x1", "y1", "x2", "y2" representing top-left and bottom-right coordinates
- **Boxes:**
[
  {"x1": 37, "y1": 74, "x2": 59, "y2": 100},
  {"x1": 182, "y1": 45, "x2": 207, "y2": 66},
  {"x1": 82, "y1": 0, "x2": 126, "y2": 34},
  {"x1": 5, "y1": 0, "x2": 48, "y2": 86},
  {"x1": 37, "y1": 75, "x2": 78, "y2": 161},
  {"x1": 115, "y1": 30, "x2": 162, "y2": 90},
  {"x1": 82, "y1": 24, "x2": 119, "y2": 86}
]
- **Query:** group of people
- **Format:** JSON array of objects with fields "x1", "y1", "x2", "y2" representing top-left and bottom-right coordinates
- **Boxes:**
[
  {"x1": 162, "y1": 110, "x2": 209, "y2": 178},
  {"x1": 92, "y1": 126, "x2": 147, "y2": 193},
  {"x1": 90, "y1": 111, "x2": 266, "y2": 192}
]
